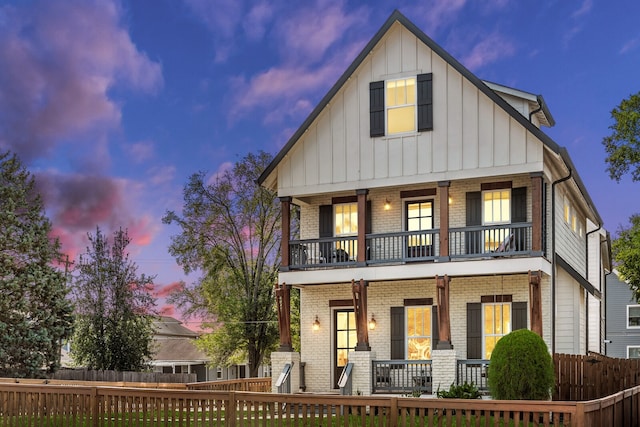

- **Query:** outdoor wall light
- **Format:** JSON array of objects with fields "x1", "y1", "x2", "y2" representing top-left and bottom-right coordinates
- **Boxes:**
[
  {"x1": 368, "y1": 315, "x2": 377, "y2": 330},
  {"x1": 448, "y1": 196, "x2": 453, "y2": 205},
  {"x1": 312, "y1": 316, "x2": 320, "y2": 331},
  {"x1": 384, "y1": 199, "x2": 391, "y2": 210}
]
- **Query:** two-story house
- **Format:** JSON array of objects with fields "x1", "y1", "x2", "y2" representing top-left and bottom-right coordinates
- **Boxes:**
[
  {"x1": 605, "y1": 270, "x2": 640, "y2": 359},
  {"x1": 260, "y1": 10, "x2": 610, "y2": 395}
]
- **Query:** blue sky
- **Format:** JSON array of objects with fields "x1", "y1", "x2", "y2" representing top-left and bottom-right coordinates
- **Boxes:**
[{"x1": 1, "y1": 0, "x2": 639, "y2": 327}]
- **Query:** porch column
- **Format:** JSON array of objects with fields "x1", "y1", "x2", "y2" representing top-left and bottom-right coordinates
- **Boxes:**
[
  {"x1": 356, "y1": 189, "x2": 368, "y2": 266},
  {"x1": 275, "y1": 282, "x2": 293, "y2": 351},
  {"x1": 529, "y1": 270, "x2": 543, "y2": 336},
  {"x1": 280, "y1": 196, "x2": 292, "y2": 270},
  {"x1": 530, "y1": 173, "x2": 543, "y2": 255},
  {"x1": 438, "y1": 181, "x2": 450, "y2": 261},
  {"x1": 352, "y1": 279, "x2": 371, "y2": 351},
  {"x1": 436, "y1": 275, "x2": 453, "y2": 349}
]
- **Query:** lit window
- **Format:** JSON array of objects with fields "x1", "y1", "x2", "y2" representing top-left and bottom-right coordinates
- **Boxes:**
[
  {"x1": 406, "y1": 200, "x2": 434, "y2": 257},
  {"x1": 628, "y1": 347, "x2": 640, "y2": 359},
  {"x1": 483, "y1": 303, "x2": 511, "y2": 359},
  {"x1": 334, "y1": 203, "x2": 357, "y2": 259},
  {"x1": 386, "y1": 78, "x2": 416, "y2": 134},
  {"x1": 483, "y1": 190, "x2": 510, "y2": 251},
  {"x1": 563, "y1": 199, "x2": 571, "y2": 224},
  {"x1": 628, "y1": 305, "x2": 640, "y2": 328},
  {"x1": 406, "y1": 306, "x2": 432, "y2": 360}
]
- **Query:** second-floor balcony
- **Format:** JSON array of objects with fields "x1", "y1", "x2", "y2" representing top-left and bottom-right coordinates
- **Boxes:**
[{"x1": 288, "y1": 223, "x2": 534, "y2": 269}]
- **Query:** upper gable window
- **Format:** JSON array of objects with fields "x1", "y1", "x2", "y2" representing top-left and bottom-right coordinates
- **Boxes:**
[
  {"x1": 386, "y1": 78, "x2": 416, "y2": 134},
  {"x1": 370, "y1": 73, "x2": 433, "y2": 137}
]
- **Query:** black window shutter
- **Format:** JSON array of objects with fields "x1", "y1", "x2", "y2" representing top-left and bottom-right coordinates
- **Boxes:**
[
  {"x1": 512, "y1": 302, "x2": 527, "y2": 330},
  {"x1": 390, "y1": 307, "x2": 405, "y2": 359},
  {"x1": 370, "y1": 81, "x2": 385, "y2": 137},
  {"x1": 432, "y1": 306, "x2": 439, "y2": 348},
  {"x1": 417, "y1": 73, "x2": 433, "y2": 131},
  {"x1": 319, "y1": 205, "x2": 333, "y2": 260},
  {"x1": 467, "y1": 303, "x2": 482, "y2": 359},
  {"x1": 319, "y1": 205, "x2": 333, "y2": 238},
  {"x1": 466, "y1": 191, "x2": 482, "y2": 254},
  {"x1": 511, "y1": 187, "x2": 527, "y2": 223}
]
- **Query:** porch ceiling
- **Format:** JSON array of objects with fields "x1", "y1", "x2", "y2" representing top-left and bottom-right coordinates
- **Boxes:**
[{"x1": 281, "y1": 257, "x2": 551, "y2": 286}]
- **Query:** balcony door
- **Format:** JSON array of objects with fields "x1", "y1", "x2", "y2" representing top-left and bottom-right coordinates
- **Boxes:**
[
  {"x1": 405, "y1": 200, "x2": 434, "y2": 258},
  {"x1": 334, "y1": 309, "x2": 356, "y2": 388}
]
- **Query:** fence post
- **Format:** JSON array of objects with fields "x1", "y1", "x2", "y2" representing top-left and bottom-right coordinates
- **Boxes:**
[
  {"x1": 574, "y1": 401, "x2": 585, "y2": 426},
  {"x1": 227, "y1": 391, "x2": 236, "y2": 427},
  {"x1": 389, "y1": 397, "x2": 398, "y2": 427},
  {"x1": 91, "y1": 387, "x2": 99, "y2": 427}
]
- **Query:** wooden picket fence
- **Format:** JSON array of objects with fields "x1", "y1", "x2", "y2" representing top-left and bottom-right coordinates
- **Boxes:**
[
  {"x1": 186, "y1": 378, "x2": 272, "y2": 392},
  {"x1": 1, "y1": 382, "x2": 639, "y2": 426},
  {"x1": 554, "y1": 353, "x2": 640, "y2": 401}
]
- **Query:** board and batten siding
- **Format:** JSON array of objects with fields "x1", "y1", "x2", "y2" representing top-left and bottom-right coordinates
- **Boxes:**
[{"x1": 276, "y1": 22, "x2": 544, "y2": 197}]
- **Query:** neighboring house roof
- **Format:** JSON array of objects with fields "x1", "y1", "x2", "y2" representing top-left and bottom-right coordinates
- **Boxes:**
[
  {"x1": 152, "y1": 337, "x2": 208, "y2": 365},
  {"x1": 256, "y1": 9, "x2": 602, "y2": 227},
  {"x1": 154, "y1": 316, "x2": 199, "y2": 338}
]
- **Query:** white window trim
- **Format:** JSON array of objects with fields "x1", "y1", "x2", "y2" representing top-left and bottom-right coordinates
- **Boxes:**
[
  {"x1": 481, "y1": 189, "x2": 511, "y2": 225},
  {"x1": 627, "y1": 305, "x2": 640, "y2": 329},
  {"x1": 627, "y1": 345, "x2": 640, "y2": 359},
  {"x1": 385, "y1": 77, "x2": 417, "y2": 136},
  {"x1": 482, "y1": 302, "x2": 512, "y2": 360}
]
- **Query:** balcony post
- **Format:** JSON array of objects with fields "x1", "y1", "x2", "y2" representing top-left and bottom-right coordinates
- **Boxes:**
[
  {"x1": 280, "y1": 196, "x2": 292, "y2": 271},
  {"x1": 356, "y1": 189, "x2": 368, "y2": 266},
  {"x1": 529, "y1": 270, "x2": 543, "y2": 336},
  {"x1": 530, "y1": 173, "x2": 543, "y2": 255},
  {"x1": 436, "y1": 275, "x2": 453, "y2": 349},
  {"x1": 352, "y1": 279, "x2": 371, "y2": 351},
  {"x1": 438, "y1": 181, "x2": 450, "y2": 261}
]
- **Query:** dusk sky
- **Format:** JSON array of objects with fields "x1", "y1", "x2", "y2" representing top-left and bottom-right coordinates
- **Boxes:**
[{"x1": 1, "y1": 0, "x2": 639, "y2": 328}]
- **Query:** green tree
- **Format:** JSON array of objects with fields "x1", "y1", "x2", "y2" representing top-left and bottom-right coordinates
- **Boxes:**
[
  {"x1": 603, "y1": 91, "x2": 640, "y2": 182},
  {"x1": 613, "y1": 215, "x2": 640, "y2": 301},
  {"x1": 487, "y1": 329, "x2": 555, "y2": 400},
  {"x1": 163, "y1": 151, "x2": 282, "y2": 377},
  {"x1": 0, "y1": 151, "x2": 74, "y2": 377},
  {"x1": 71, "y1": 227, "x2": 156, "y2": 371}
]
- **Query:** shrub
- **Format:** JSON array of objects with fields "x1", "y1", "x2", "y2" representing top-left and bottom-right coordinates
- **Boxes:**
[
  {"x1": 437, "y1": 382, "x2": 481, "y2": 399},
  {"x1": 487, "y1": 329, "x2": 555, "y2": 400}
]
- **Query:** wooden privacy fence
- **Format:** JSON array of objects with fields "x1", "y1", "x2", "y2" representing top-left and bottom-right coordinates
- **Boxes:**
[
  {"x1": 186, "y1": 378, "x2": 272, "y2": 392},
  {"x1": 1, "y1": 382, "x2": 640, "y2": 427},
  {"x1": 554, "y1": 353, "x2": 640, "y2": 401},
  {"x1": 51, "y1": 369, "x2": 196, "y2": 383}
]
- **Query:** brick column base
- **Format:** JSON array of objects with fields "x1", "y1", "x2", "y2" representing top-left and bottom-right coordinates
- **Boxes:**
[
  {"x1": 431, "y1": 349, "x2": 457, "y2": 393},
  {"x1": 271, "y1": 351, "x2": 301, "y2": 393},
  {"x1": 347, "y1": 350, "x2": 376, "y2": 396}
]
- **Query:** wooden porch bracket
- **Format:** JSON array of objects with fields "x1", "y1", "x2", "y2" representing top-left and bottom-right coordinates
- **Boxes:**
[
  {"x1": 529, "y1": 270, "x2": 543, "y2": 336},
  {"x1": 280, "y1": 197, "x2": 292, "y2": 271},
  {"x1": 436, "y1": 275, "x2": 453, "y2": 349},
  {"x1": 352, "y1": 279, "x2": 371, "y2": 351},
  {"x1": 275, "y1": 282, "x2": 293, "y2": 351}
]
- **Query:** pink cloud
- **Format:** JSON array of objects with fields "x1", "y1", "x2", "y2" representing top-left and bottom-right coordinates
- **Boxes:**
[
  {"x1": 155, "y1": 282, "x2": 185, "y2": 299},
  {"x1": 277, "y1": 1, "x2": 367, "y2": 63},
  {"x1": 0, "y1": 0, "x2": 162, "y2": 163},
  {"x1": 159, "y1": 305, "x2": 176, "y2": 317},
  {"x1": 461, "y1": 33, "x2": 516, "y2": 71},
  {"x1": 36, "y1": 171, "x2": 159, "y2": 262},
  {"x1": 408, "y1": 0, "x2": 467, "y2": 36},
  {"x1": 243, "y1": 1, "x2": 274, "y2": 41}
]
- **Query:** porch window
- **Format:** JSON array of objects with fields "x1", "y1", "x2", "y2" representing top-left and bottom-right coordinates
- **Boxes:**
[
  {"x1": 628, "y1": 305, "x2": 640, "y2": 328},
  {"x1": 406, "y1": 306, "x2": 432, "y2": 360},
  {"x1": 483, "y1": 190, "x2": 511, "y2": 252},
  {"x1": 483, "y1": 303, "x2": 511, "y2": 359},
  {"x1": 335, "y1": 203, "x2": 357, "y2": 259},
  {"x1": 406, "y1": 200, "x2": 434, "y2": 257}
]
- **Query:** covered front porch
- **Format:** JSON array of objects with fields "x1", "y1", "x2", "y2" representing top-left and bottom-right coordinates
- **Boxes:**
[{"x1": 272, "y1": 271, "x2": 547, "y2": 395}]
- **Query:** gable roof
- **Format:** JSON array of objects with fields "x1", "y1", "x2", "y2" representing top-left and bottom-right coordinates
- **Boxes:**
[{"x1": 257, "y1": 9, "x2": 601, "y2": 226}]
